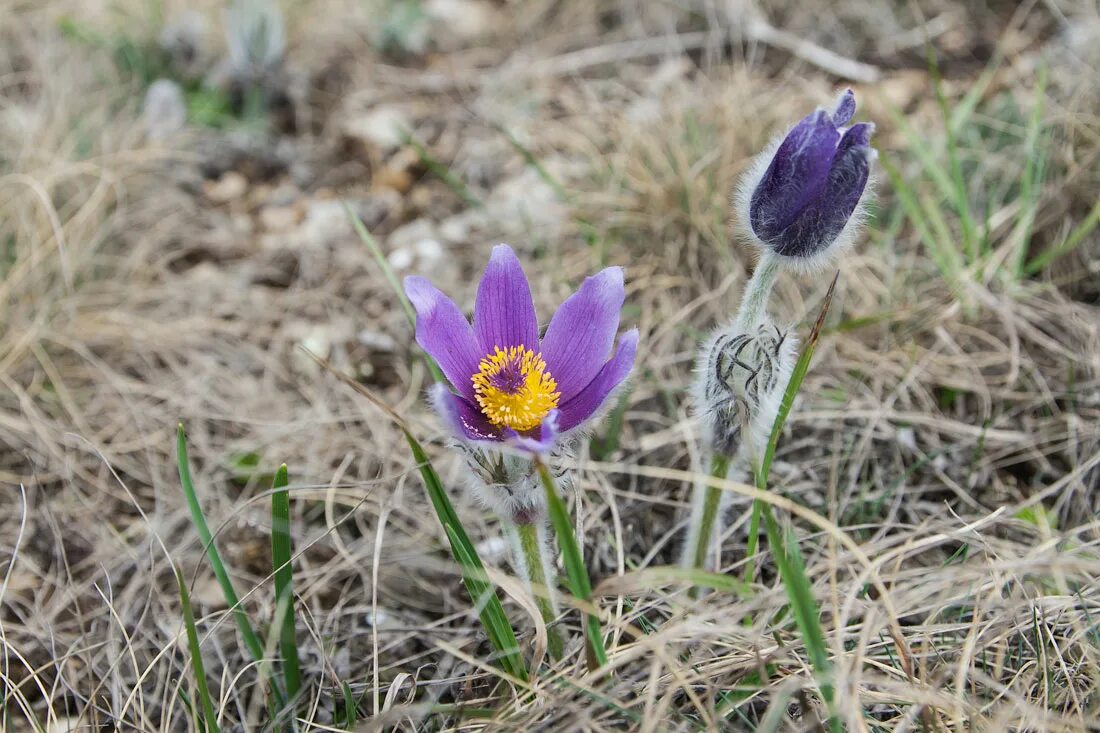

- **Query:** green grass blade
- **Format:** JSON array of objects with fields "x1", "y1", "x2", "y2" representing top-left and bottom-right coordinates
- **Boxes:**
[
  {"x1": 403, "y1": 433, "x2": 528, "y2": 682},
  {"x1": 948, "y1": 54, "x2": 1002, "y2": 136},
  {"x1": 498, "y1": 125, "x2": 569, "y2": 202},
  {"x1": 752, "y1": 277, "x2": 841, "y2": 732},
  {"x1": 1026, "y1": 198, "x2": 1100, "y2": 275},
  {"x1": 595, "y1": 565, "x2": 752, "y2": 598},
  {"x1": 766, "y1": 508, "x2": 831, "y2": 678},
  {"x1": 295, "y1": 365, "x2": 524, "y2": 679},
  {"x1": 757, "y1": 275, "x2": 836, "y2": 481},
  {"x1": 879, "y1": 156, "x2": 963, "y2": 288},
  {"x1": 442, "y1": 524, "x2": 529, "y2": 674},
  {"x1": 588, "y1": 388, "x2": 631, "y2": 461},
  {"x1": 883, "y1": 103, "x2": 956, "y2": 205},
  {"x1": 340, "y1": 681, "x2": 357, "y2": 729},
  {"x1": 176, "y1": 567, "x2": 221, "y2": 733},
  {"x1": 270, "y1": 464, "x2": 302, "y2": 704},
  {"x1": 535, "y1": 461, "x2": 607, "y2": 671},
  {"x1": 175, "y1": 425, "x2": 285, "y2": 707},
  {"x1": 1012, "y1": 64, "x2": 1048, "y2": 279},
  {"x1": 927, "y1": 44, "x2": 977, "y2": 260},
  {"x1": 401, "y1": 131, "x2": 483, "y2": 208},
  {"x1": 343, "y1": 202, "x2": 415, "y2": 328},
  {"x1": 742, "y1": 485, "x2": 763, "y2": 586},
  {"x1": 344, "y1": 202, "x2": 446, "y2": 384}
]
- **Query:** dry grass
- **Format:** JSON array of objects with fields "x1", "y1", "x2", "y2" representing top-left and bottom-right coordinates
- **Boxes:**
[{"x1": 2, "y1": 0, "x2": 1099, "y2": 730}]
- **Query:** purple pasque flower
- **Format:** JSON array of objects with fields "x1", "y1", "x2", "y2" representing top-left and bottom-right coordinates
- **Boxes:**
[
  {"x1": 735, "y1": 89, "x2": 875, "y2": 267},
  {"x1": 405, "y1": 244, "x2": 638, "y2": 453}
]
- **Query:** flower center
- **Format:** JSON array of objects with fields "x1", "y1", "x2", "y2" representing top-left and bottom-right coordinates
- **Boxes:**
[{"x1": 471, "y1": 345, "x2": 560, "y2": 431}]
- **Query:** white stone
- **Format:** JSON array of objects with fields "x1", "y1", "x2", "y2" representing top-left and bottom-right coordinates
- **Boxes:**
[
  {"x1": 424, "y1": 0, "x2": 498, "y2": 45},
  {"x1": 387, "y1": 247, "x2": 414, "y2": 270},
  {"x1": 343, "y1": 106, "x2": 411, "y2": 153},
  {"x1": 143, "y1": 79, "x2": 187, "y2": 140},
  {"x1": 476, "y1": 536, "x2": 509, "y2": 560},
  {"x1": 357, "y1": 329, "x2": 397, "y2": 352},
  {"x1": 298, "y1": 199, "x2": 350, "y2": 249},
  {"x1": 486, "y1": 168, "x2": 567, "y2": 237},
  {"x1": 414, "y1": 237, "x2": 444, "y2": 266},
  {"x1": 205, "y1": 171, "x2": 248, "y2": 203},
  {"x1": 438, "y1": 212, "x2": 473, "y2": 243},
  {"x1": 895, "y1": 426, "x2": 917, "y2": 452}
]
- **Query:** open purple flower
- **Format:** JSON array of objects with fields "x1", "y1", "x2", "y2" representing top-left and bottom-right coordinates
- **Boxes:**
[
  {"x1": 735, "y1": 89, "x2": 875, "y2": 267},
  {"x1": 404, "y1": 244, "x2": 638, "y2": 453}
]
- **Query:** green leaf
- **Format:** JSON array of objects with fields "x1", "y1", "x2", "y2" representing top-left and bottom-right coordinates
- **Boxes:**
[
  {"x1": 297, "y1": 362, "x2": 523, "y2": 680},
  {"x1": 404, "y1": 433, "x2": 528, "y2": 682},
  {"x1": 176, "y1": 425, "x2": 285, "y2": 708},
  {"x1": 1014, "y1": 504, "x2": 1058, "y2": 533},
  {"x1": 271, "y1": 464, "x2": 302, "y2": 704},
  {"x1": 536, "y1": 461, "x2": 607, "y2": 671},
  {"x1": 757, "y1": 274, "x2": 837, "y2": 482},
  {"x1": 339, "y1": 681, "x2": 357, "y2": 729},
  {"x1": 751, "y1": 277, "x2": 841, "y2": 732},
  {"x1": 176, "y1": 567, "x2": 221, "y2": 733}
]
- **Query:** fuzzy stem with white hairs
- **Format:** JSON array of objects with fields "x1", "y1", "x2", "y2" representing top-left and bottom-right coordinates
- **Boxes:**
[
  {"x1": 684, "y1": 252, "x2": 783, "y2": 580},
  {"x1": 734, "y1": 250, "x2": 781, "y2": 332},
  {"x1": 684, "y1": 452, "x2": 732, "y2": 591},
  {"x1": 503, "y1": 511, "x2": 564, "y2": 660}
]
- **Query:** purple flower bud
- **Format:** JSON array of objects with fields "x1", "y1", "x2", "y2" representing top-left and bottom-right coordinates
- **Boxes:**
[{"x1": 735, "y1": 90, "x2": 875, "y2": 267}]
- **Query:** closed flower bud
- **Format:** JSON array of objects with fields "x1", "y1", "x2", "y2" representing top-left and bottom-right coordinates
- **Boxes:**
[
  {"x1": 734, "y1": 89, "x2": 875, "y2": 271},
  {"x1": 451, "y1": 438, "x2": 575, "y2": 525},
  {"x1": 684, "y1": 317, "x2": 796, "y2": 571},
  {"x1": 693, "y1": 319, "x2": 797, "y2": 463}
]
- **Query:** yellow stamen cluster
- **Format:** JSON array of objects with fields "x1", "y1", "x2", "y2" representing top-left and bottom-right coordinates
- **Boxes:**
[{"x1": 471, "y1": 345, "x2": 560, "y2": 431}]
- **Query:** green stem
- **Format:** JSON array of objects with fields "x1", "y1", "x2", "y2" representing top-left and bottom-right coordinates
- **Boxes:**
[
  {"x1": 682, "y1": 451, "x2": 734, "y2": 598},
  {"x1": 687, "y1": 453, "x2": 731, "y2": 595},
  {"x1": 743, "y1": 498, "x2": 763, "y2": 584},
  {"x1": 512, "y1": 520, "x2": 565, "y2": 661}
]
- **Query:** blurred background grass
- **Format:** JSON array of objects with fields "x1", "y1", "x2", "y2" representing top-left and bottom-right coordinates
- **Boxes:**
[{"x1": 1, "y1": 0, "x2": 1098, "y2": 730}]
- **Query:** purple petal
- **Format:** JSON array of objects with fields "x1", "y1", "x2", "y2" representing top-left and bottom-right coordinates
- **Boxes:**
[
  {"x1": 764, "y1": 123, "x2": 873, "y2": 258},
  {"x1": 505, "y1": 410, "x2": 560, "y2": 454},
  {"x1": 429, "y1": 383, "x2": 503, "y2": 442},
  {"x1": 405, "y1": 276, "x2": 482, "y2": 400},
  {"x1": 749, "y1": 109, "x2": 841, "y2": 242},
  {"x1": 832, "y1": 89, "x2": 856, "y2": 126},
  {"x1": 557, "y1": 329, "x2": 638, "y2": 432},
  {"x1": 540, "y1": 267, "x2": 625, "y2": 402},
  {"x1": 473, "y1": 244, "x2": 540, "y2": 353},
  {"x1": 839, "y1": 120, "x2": 873, "y2": 149}
]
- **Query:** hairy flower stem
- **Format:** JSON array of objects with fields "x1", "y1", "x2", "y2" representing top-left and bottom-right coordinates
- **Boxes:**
[
  {"x1": 685, "y1": 453, "x2": 732, "y2": 593},
  {"x1": 684, "y1": 254, "x2": 780, "y2": 582},
  {"x1": 735, "y1": 251, "x2": 781, "y2": 332},
  {"x1": 510, "y1": 519, "x2": 564, "y2": 661}
]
